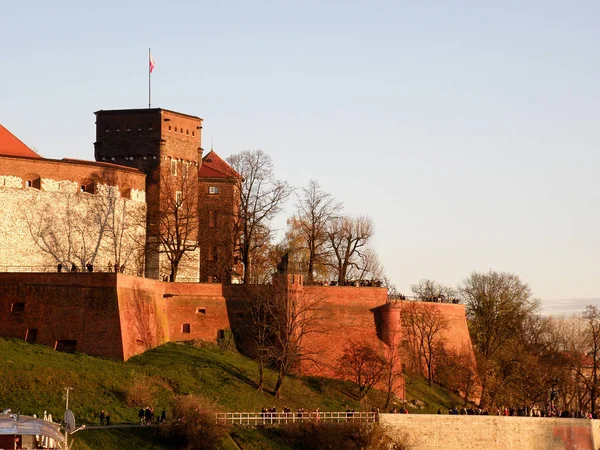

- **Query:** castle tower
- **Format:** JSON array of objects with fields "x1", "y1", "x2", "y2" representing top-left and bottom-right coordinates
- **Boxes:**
[
  {"x1": 93, "y1": 108, "x2": 203, "y2": 280},
  {"x1": 198, "y1": 150, "x2": 243, "y2": 283}
]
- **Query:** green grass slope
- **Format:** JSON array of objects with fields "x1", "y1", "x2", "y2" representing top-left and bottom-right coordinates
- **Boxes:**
[{"x1": 0, "y1": 337, "x2": 467, "y2": 449}]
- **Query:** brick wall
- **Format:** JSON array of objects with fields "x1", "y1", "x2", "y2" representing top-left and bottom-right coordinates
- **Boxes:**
[
  {"x1": 380, "y1": 414, "x2": 600, "y2": 450},
  {"x1": 0, "y1": 273, "x2": 125, "y2": 359}
]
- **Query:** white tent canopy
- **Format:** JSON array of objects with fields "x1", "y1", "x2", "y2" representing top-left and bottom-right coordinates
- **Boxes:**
[{"x1": 0, "y1": 413, "x2": 65, "y2": 445}]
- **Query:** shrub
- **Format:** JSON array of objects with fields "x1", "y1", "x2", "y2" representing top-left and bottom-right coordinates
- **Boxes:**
[
  {"x1": 161, "y1": 395, "x2": 227, "y2": 450},
  {"x1": 270, "y1": 422, "x2": 412, "y2": 450}
]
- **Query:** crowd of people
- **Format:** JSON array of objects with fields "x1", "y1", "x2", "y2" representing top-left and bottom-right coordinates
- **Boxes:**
[
  {"x1": 56, "y1": 261, "x2": 126, "y2": 273},
  {"x1": 138, "y1": 406, "x2": 166, "y2": 425}
]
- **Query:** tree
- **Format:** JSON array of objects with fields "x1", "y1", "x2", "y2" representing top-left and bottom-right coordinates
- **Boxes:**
[
  {"x1": 155, "y1": 170, "x2": 199, "y2": 282},
  {"x1": 242, "y1": 283, "x2": 274, "y2": 391},
  {"x1": 459, "y1": 270, "x2": 539, "y2": 407},
  {"x1": 267, "y1": 280, "x2": 324, "y2": 398},
  {"x1": 401, "y1": 301, "x2": 448, "y2": 386},
  {"x1": 382, "y1": 339, "x2": 404, "y2": 410},
  {"x1": 325, "y1": 215, "x2": 375, "y2": 286},
  {"x1": 337, "y1": 339, "x2": 386, "y2": 399},
  {"x1": 227, "y1": 150, "x2": 292, "y2": 284},
  {"x1": 23, "y1": 182, "x2": 146, "y2": 273},
  {"x1": 294, "y1": 180, "x2": 342, "y2": 284},
  {"x1": 570, "y1": 306, "x2": 600, "y2": 415},
  {"x1": 411, "y1": 279, "x2": 457, "y2": 302}
]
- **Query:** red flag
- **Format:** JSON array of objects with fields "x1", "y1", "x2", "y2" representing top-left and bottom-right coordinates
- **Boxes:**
[{"x1": 149, "y1": 52, "x2": 156, "y2": 73}]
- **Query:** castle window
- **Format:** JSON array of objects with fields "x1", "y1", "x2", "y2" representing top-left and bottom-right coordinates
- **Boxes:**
[
  {"x1": 170, "y1": 159, "x2": 178, "y2": 176},
  {"x1": 25, "y1": 328, "x2": 37, "y2": 344},
  {"x1": 148, "y1": 123, "x2": 153, "y2": 130},
  {"x1": 209, "y1": 246, "x2": 218, "y2": 261},
  {"x1": 80, "y1": 182, "x2": 95, "y2": 194},
  {"x1": 174, "y1": 127, "x2": 178, "y2": 132},
  {"x1": 182, "y1": 323, "x2": 191, "y2": 333},
  {"x1": 197, "y1": 308, "x2": 206, "y2": 314},
  {"x1": 11, "y1": 302, "x2": 25, "y2": 313},
  {"x1": 208, "y1": 186, "x2": 219, "y2": 195},
  {"x1": 126, "y1": 124, "x2": 131, "y2": 132},
  {"x1": 105, "y1": 125, "x2": 110, "y2": 132},
  {"x1": 25, "y1": 175, "x2": 42, "y2": 189},
  {"x1": 186, "y1": 129, "x2": 189, "y2": 135},
  {"x1": 183, "y1": 163, "x2": 189, "y2": 178},
  {"x1": 192, "y1": 131, "x2": 195, "y2": 136},
  {"x1": 169, "y1": 125, "x2": 172, "y2": 131},
  {"x1": 175, "y1": 191, "x2": 182, "y2": 206},
  {"x1": 55, "y1": 340, "x2": 77, "y2": 353},
  {"x1": 137, "y1": 125, "x2": 142, "y2": 131},
  {"x1": 208, "y1": 210, "x2": 216, "y2": 228},
  {"x1": 116, "y1": 125, "x2": 120, "y2": 132}
]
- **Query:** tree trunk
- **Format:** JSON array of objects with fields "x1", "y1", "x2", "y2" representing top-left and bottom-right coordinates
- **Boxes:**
[
  {"x1": 274, "y1": 366, "x2": 285, "y2": 398},
  {"x1": 169, "y1": 262, "x2": 179, "y2": 282},
  {"x1": 257, "y1": 358, "x2": 264, "y2": 392}
]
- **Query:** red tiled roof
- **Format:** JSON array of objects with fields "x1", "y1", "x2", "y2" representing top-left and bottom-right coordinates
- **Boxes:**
[
  {"x1": 0, "y1": 124, "x2": 41, "y2": 158},
  {"x1": 199, "y1": 150, "x2": 240, "y2": 179}
]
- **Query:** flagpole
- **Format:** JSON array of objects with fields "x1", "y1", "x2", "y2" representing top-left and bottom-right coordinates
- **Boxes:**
[{"x1": 148, "y1": 48, "x2": 151, "y2": 108}]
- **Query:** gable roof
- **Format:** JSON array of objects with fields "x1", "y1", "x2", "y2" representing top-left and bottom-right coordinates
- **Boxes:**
[
  {"x1": 199, "y1": 150, "x2": 240, "y2": 179},
  {"x1": 0, "y1": 124, "x2": 41, "y2": 158}
]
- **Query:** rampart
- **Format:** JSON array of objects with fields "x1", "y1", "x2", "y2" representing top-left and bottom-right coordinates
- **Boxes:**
[
  {"x1": 0, "y1": 273, "x2": 475, "y2": 383},
  {"x1": 380, "y1": 414, "x2": 600, "y2": 450}
]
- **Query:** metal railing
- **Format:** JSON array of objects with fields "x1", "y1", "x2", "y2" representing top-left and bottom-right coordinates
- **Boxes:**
[
  {"x1": 215, "y1": 411, "x2": 377, "y2": 426},
  {"x1": 0, "y1": 265, "x2": 139, "y2": 276}
]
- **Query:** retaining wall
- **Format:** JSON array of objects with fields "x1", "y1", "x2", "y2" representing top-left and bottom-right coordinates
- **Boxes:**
[{"x1": 380, "y1": 414, "x2": 600, "y2": 450}]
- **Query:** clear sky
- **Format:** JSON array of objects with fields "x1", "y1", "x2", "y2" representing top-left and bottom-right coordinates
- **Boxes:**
[{"x1": 1, "y1": 1, "x2": 598, "y2": 310}]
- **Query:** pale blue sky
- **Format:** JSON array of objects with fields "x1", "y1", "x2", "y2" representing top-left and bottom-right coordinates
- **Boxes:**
[{"x1": 1, "y1": 1, "x2": 598, "y2": 308}]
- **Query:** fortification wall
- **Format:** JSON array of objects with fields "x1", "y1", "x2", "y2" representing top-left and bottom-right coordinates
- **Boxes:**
[
  {"x1": 0, "y1": 273, "x2": 125, "y2": 359},
  {"x1": 116, "y1": 275, "x2": 170, "y2": 360},
  {"x1": 301, "y1": 286, "x2": 388, "y2": 377},
  {"x1": 0, "y1": 157, "x2": 146, "y2": 275},
  {"x1": 380, "y1": 414, "x2": 600, "y2": 450}
]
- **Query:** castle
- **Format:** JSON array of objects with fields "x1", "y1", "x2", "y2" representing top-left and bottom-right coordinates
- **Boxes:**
[{"x1": 0, "y1": 108, "x2": 475, "y2": 381}]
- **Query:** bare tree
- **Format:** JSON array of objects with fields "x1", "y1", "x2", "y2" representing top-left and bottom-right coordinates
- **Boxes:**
[
  {"x1": 242, "y1": 284, "x2": 274, "y2": 391},
  {"x1": 569, "y1": 306, "x2": 600, "y2": 415},
  {"x1": 382, "y1": 339, "x2": 404, "y2": 410},
  {"x1": 401, "y1": 301, "x2": 448, "y2": 387},
  {"x1": 155, "y1": 171, "x2": 199, "y2": 281},
  {"x1": 411, "y1": 279, "x2": 457, "y2": 302},
  {"x1": 267, "y1": 281, "x2": 324, "y2": 398},
  {"x1": 294, "y1": 180, "x2": 342, "y2": 284},
  {"x1": 23, "y1": 184, "x2": 145, "y2": 273},
  {"x1": 337, "y1": 339, "x2": 385, "y2": 399},
  {"x1": 227, "y1": 150, "x2": 292, "y2": 284},
  {"x1": 325, "y1": 215, "x2": 375, "y2": 286}
]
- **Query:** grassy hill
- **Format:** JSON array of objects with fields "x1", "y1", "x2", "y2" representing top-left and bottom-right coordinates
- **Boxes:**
[{"x1": 0, "y1": 337, "x2": 466, "y2": 449}]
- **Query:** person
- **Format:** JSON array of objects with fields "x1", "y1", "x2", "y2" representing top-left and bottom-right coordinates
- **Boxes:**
[
  {"x1": 114, "y1": 263, "x2": 119, "y2": 273},
  {"x1": 86, "y1": 262, "x2": 93, "y2": 273},
  {"x1": 99, "y1": 410, "x2": 105, "y2": 425},
  {"x1": 144, "y1": 406, "x2": 152, "y2": 425},
  {"x1": 71, "y1": 263, "x2": 77, "y2": 272},
  {"x1": 139, "y1": 408, "x2": 145, "y2": 425},
  {"x1": 160, "y1": 410, "x2": 166, "y2": 423},
  {"x1": 108, "y1": 261, "x2": 113, "y2": 272},
  {"x1": 120, "y1": 264, "x2": 125, "y2": 273},
  {"x1": 105, "y1": 411, "x2": 111, "y2": 426},
  {"x1": 57, "y1": 263, "x2": 63, "y2": 273}
]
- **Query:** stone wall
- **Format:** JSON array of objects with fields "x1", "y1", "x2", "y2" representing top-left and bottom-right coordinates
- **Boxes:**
[
  {"x1": 0, "y1": 182, "x2": 146, "y2": 275},
  {"x1": 380, "y1": 414, "x2": 600, "y2": 450}
]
